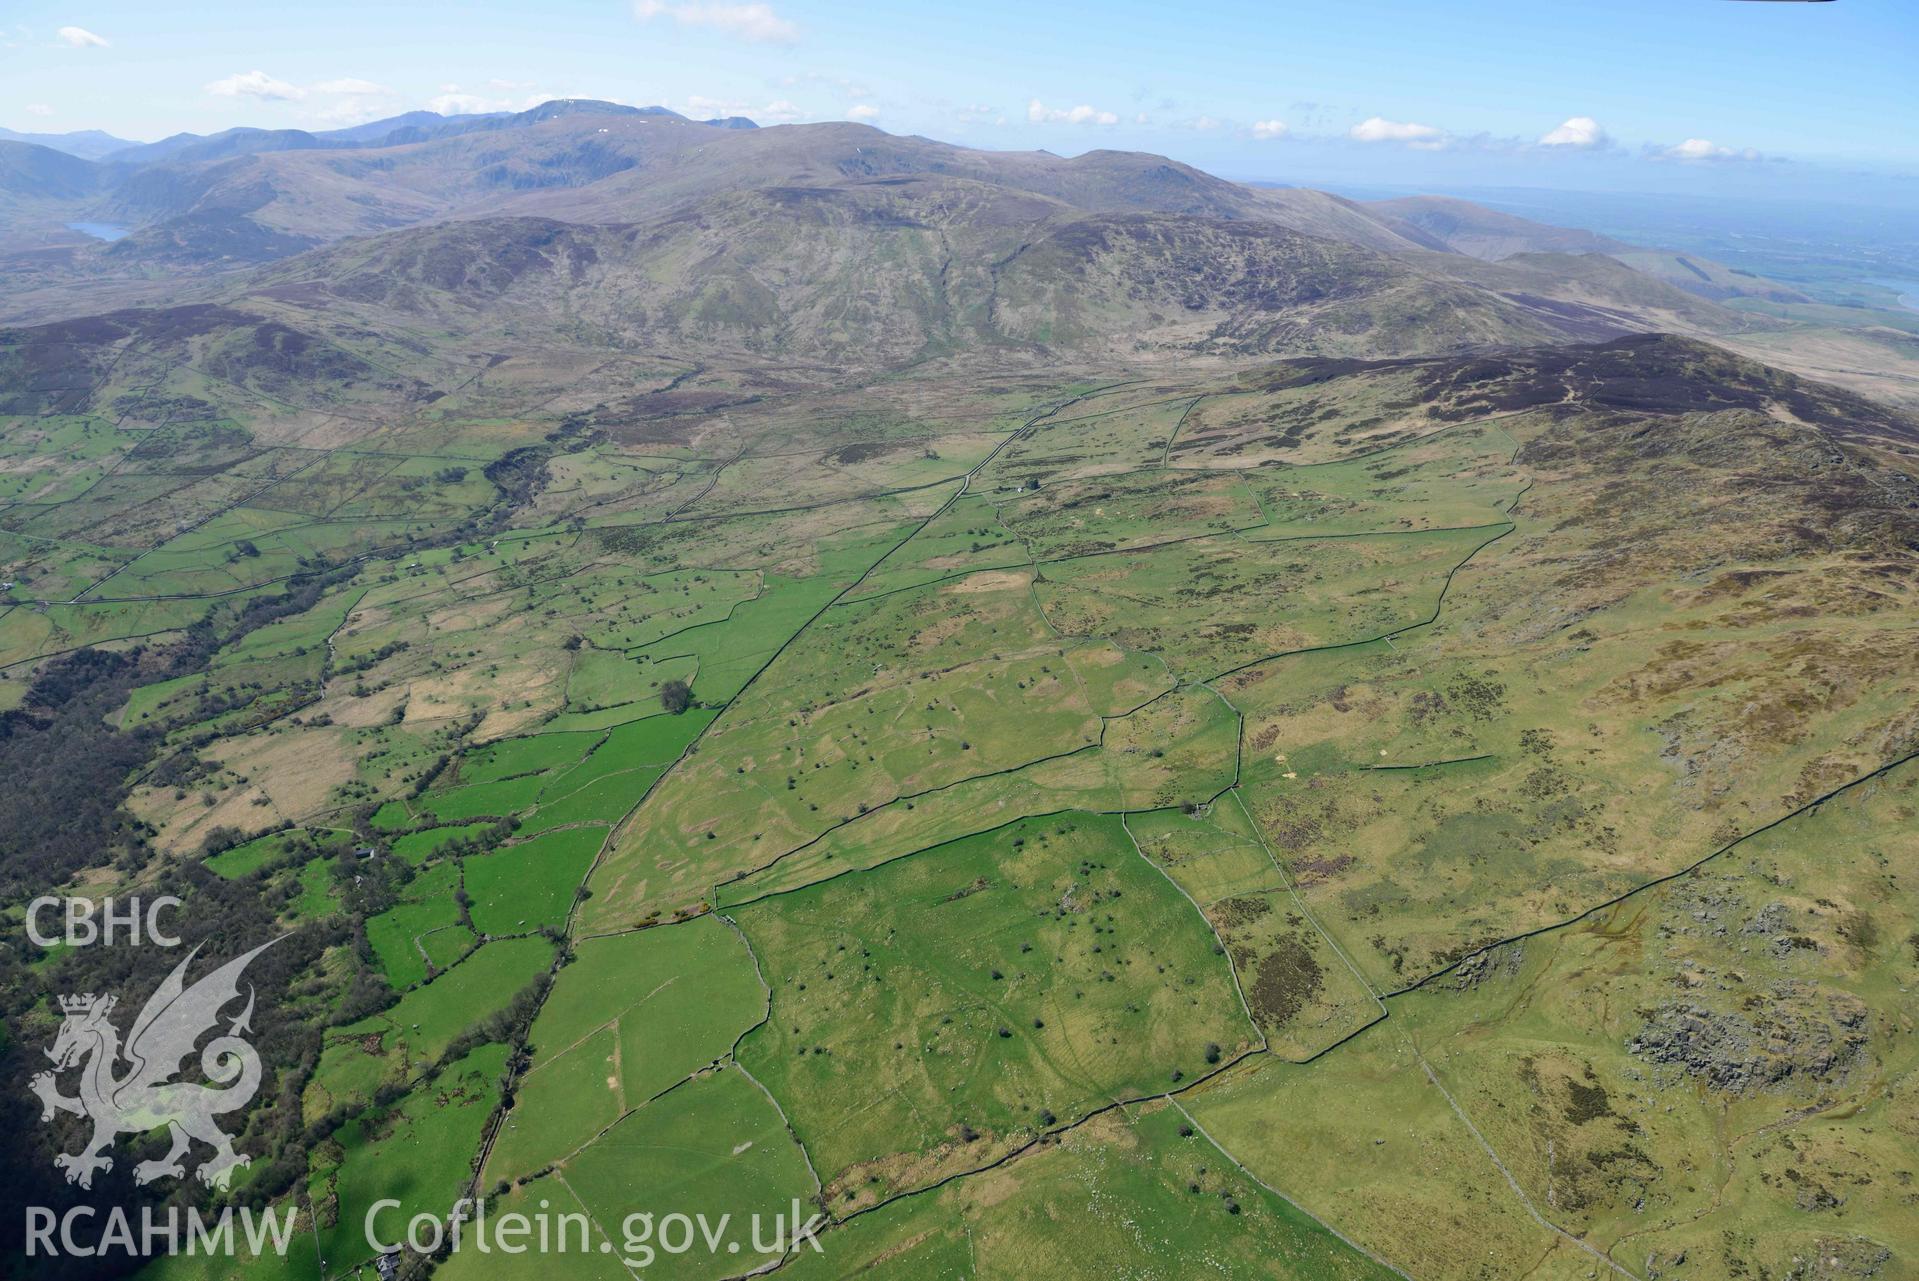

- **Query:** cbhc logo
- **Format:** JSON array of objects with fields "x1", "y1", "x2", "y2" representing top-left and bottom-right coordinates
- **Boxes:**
[{"x1": 26, "y1": 897, "x2": 183, "y2": 948}]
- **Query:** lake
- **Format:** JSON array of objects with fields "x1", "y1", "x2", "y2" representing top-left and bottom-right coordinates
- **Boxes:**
[
  {"x1": 1870, "y1": 278, "x2": 1919, "y2": 313},
  {"x1": 66, "y1": 221, "x2": 131, "y2": 242}
]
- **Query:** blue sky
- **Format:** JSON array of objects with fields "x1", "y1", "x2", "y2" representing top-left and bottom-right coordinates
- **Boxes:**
[{"x1": 4, "y1": 0, "x2": 1914, "y2": 199}]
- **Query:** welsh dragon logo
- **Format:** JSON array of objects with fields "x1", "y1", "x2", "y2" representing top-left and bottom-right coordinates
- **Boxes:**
[{"x1": 30, "y1": 938, "x2": 279, "y2": 1190}]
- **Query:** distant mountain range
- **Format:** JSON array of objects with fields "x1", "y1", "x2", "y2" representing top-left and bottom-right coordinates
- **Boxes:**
[
  {"x1": 0, "y1": 99, "x2": 758, "y2": 166},
  {"x1": 0, "y1": 126, "x2": 140, "y2": 160},
  {"x1": 0, "y1": 97, "x2": 1826, "y2": 388}
]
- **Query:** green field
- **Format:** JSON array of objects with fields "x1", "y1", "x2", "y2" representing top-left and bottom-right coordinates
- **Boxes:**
[
  {"x1": 309, "y1": 1043, "x2": 509, "y2": 1274},
  {"x1": 306, "y1": 937, "x2": 554, "y2": 1119},
  {"x1": 559, "y1": 1065, "x2": 818, "y2": 1279},
  {"x1": 731, "y1": 812, "x2": 1257, "y2": 1208},
  {"x1": 781, "y1": 1102, "x2": 1399, "y2": 1280},
  {"x1": 464, "y1": 826, "x2": 604, "y2": 934},
  {"x1": 487, "y1": 914, "x2": 767, "y2": 1182}
]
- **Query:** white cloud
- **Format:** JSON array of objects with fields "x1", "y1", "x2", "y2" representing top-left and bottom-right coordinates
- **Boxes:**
[
  {"x1": 1134, "y1": 111, "x2": 1149, "y2": 125},
  {"x1": 56, "y1": 25, "x2": 106, "y2": 47},
  {"x1": 1250, "y1": 119, "x2": 1288, "y2": 140},
  {"x1": 1027, "y1": 98, "x2": 1119, "y2": 127},
  {"x1": 847, "y1": 103, "x2": 880, "y2": 121},
  {"x1": 1186, "y1": 115, "x2": 1222, "y2": 131},
  {"x1": 632, "y1": 1, "x2": 798, "y2": 44},
  {"x1": 1662, "y1": 137, "x2": 1761, "y2": 162},
  {"x1": 197, "y1": 72, "x2": 400, "y2": 121},
  {"x1": 1539, "y1": 115, "x2": 1605, "y2": 149},
  {"x1": 26, "y1": 102, "x2": 54, "y2": 117},
  {"x1": 428, "y1": 91, "x2": 496, "y2": 115},
  {"x1": 1350, "y1": 116, "x2": 1443, "y2": 144},
  {"x1": 205, "y1": 70, "x2": 307, "y2": 101}
]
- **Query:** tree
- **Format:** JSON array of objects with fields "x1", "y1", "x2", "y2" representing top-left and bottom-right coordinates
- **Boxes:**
[{"x1": 659, "y1": 679, "x2": 694, "y2": 714}]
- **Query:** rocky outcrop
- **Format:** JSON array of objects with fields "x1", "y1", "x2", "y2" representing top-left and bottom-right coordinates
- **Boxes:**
[{"x1": 1627, "y1": 988, "x2": 1868, "y2": 1093}]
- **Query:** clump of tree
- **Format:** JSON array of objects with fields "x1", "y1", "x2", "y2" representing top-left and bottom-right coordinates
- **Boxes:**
[
  {"x1": 0, "y1": 647, "x2": 156, "y2": 901},
  {"x1": 659, "y1": 679, "x2": 694, "y2": 715}
]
